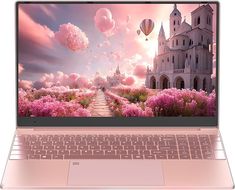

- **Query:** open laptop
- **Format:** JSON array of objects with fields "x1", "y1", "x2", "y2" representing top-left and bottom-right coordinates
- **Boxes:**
[{"x1": 1, "y1": 1, "x2": 234, "y2": 189}]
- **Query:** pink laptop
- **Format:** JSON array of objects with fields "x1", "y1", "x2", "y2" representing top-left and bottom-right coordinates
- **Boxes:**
[{"x1": 1, "y1": 1, "x2": 234, "y2": 189}]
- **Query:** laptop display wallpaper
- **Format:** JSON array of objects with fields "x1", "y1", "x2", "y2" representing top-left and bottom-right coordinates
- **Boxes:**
[{"x1": 18, "y1": 3, "x2": 217, "y2": 117}]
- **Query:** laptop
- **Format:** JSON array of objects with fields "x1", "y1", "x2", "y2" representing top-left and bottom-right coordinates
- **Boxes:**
[{"x1": 1, "y1": 1, "x2": 234, "y2": 189}]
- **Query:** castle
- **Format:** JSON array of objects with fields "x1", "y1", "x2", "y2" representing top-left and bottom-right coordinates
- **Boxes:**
[
  {"x1": 107, "y1": 65, "x2": 125, "y2": 87},
  {"x1": 145, "y1": 4, "x2": 213, "y2": 92}
]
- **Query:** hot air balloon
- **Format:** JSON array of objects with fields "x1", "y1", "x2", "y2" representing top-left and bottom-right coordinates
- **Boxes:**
[
  {"x1": 140, "y1": 19, "x2": 155, "y2": 41},
  {"x1": 137, "y1": 29, "x2": 141, "y2": 35}
]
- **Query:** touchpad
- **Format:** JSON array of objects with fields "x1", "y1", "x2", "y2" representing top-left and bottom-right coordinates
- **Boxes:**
[{"x1": 68, "y1": 160, "x2": 164, "y2": 187}]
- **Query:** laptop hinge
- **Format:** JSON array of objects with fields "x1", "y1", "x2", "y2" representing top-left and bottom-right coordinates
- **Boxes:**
[{"x1": 19, "y1": 126, "x2": 217, "y2": 131}]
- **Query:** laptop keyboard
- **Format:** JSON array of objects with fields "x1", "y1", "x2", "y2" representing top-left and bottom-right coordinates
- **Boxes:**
[{"x1": 10, "y1": 134, "x2": 225, "y2": 160}]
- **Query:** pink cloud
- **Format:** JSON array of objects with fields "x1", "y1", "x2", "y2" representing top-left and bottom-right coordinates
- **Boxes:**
[
  {"x1": 33, "y1": 81, "x2": 47, "y2": 89},
  {"x1": 103, "y1": 40, "x2": 111, "y2": 47},
  {"x1": 122, "y1": 76, "x2": 135, "y2": 86},
  {"x1": 19, "y1": 7, "x2": 54, "y2": 48},
  {"x1": 68, "y1": 73, "x2": 79, "y2": 81},
  {"x1": 55, "y1": 23, "x2": 89, "y2": 52},
  {"x1": 133, "y1": 64, "x2": 147, "y2": 79},
  {"x1": 104, "y1": 16, "x2": 155, "y2": 62},
  {"x1": 33, "y1": 71, "x2": 93, "y2": 89},
  {"x1": 97, "y1": 40, "x2": 111, "y2": 48},
  {"x1": 122, "y1": 25, "x2": 156, "y2": 59},
  {"x1": 34, "y1": 71, "x2": 66, "y2": 89},
  {"x1": 68, "y1": 73, "x2": 80, "y2": 88},
  {"x1": 18, "y1": 63, "x2": 24, "y2": 74},
  {"x1": 19, "y1": 80, "x2": 33, "y2": 90},
  {"x1": 109, "y1": 51, "x2": 122, "y2": 62},
  {"x1": 77, "y1": 76, "x2": 91, "y2": 89},
  {"x1": 94, "y1": 8, "x2": 115, "y2": 36},
  {"x1": 93, "y1": 75, "x2": 107, "y2": 88},
  {"x1": 34, "y1": 72, "x2": 67, "y2": 89}
]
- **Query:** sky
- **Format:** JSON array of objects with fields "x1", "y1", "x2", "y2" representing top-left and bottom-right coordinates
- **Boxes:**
[{"x1": 18, "y1": 3, "x2": 217, "y2": 86}]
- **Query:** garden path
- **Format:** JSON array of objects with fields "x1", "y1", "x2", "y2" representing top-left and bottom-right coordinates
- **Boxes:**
[{"x1": 90, "y1": 89, "x2": 113, "y2": 117}]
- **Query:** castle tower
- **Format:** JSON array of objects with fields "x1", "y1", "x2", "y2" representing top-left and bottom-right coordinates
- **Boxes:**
[
  {"x1": 170, "y1": 4, "x2": 182, "y2": 37},
  {"x1": 115, "y1": 64, "x2": 120, "y2": 75},
  {"x1": 191, "y1": 4, "x2": 213, "y2": 31},
  {"x1": 158, "y1": 23, "x2": 166, "y2": 55},
  {"x1": 191, "y1": 4, "x2": 213, "y2": 73}
]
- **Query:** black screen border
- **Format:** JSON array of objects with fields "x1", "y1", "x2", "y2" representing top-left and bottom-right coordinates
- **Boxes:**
[{"x1": 16, "y1": 1, "x2": 219, "y2": 127}]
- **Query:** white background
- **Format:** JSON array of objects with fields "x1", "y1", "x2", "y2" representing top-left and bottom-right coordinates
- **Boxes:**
[{"x1": 0, "y1": 0, "x2": 234, "y2": 183}]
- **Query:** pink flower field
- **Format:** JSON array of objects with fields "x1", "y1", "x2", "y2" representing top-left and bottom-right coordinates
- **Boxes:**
[
  {"x1": 18, "y1": 87, "x2": 96, "y2": 117},
  {"x1": 105, "y1": 87, "x2": 216, "y2": 117},
  {"x1": 18, "y1": 86, "x2": 216, "y2": 117}
]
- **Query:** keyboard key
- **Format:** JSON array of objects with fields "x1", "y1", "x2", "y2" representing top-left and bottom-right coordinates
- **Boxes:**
[
  {"x1": 29, "y1": 155, "x2": 40, "y2": 159},
  {"x1": 82, "y1": 150, "x2": 92, "y2": 155},
  {"x1": 151, "y1": 150, "x2": 166, "y2": 154},
  {"x1": 124, "y1": 145, "x2": 134, "y2": 150},
  {"x1": 35, "y1": 150, "x2": 46, "y2": 154},
  {"x1": 139, "y1": 150, "x2": 150, "y2": 155},
  {"x1": 58, "y1": 150, "x2": 69, "y2": 155},
  {"x1": 116, "y1": 150, "x2": 127, "y2": 155},
  {"x1": 12, "y1": 145, "x2": 30, "y2": 150},
  {"x1": 132, "y1": 141, "x2": 142, "y2": 146},
  {"x1": 214, "y1": 150, "x2": 226, "y2": 159},
  {"x1": 167, "y1": 150, "x2": 178, "y2": 154},
  {"x1": 101, "y1": 145, "x2": 111, "y2": 150},
  {"x1": 70, "y1": 150, "x2": 80, "y2": 155},
  {"x1": 133, "y1": 155, "x2": 143, "y2": 159},
  {"x1": 135, "y1": 145, "x2": 145, "y2": 150},
  {"x1": 167, "y1": 154, "x2": 179, "y2": 159},
  {"x1": 144, "y1": 155, "x2": 155, "y2": 159},
  {"x1": 93, "y1": 150, "x2": 104, "y2": 155},
  {"x1": 32, "y1": 145, "x2": 42, "y2": 149},
  {"x1": 105, "y1": 150, "x2": 115, "y2": 155},
  {"x1": 112, "y1": 145, "x2": 123, "y2": 150},
  {"x1": 180, "y1": 154, "x2": 190, "y2": 159},
  {"x1": 67, "y1": 145, "x2": 77, "y2": 150},
  {"x1": 191, "y1": 154, "x2": 202, "y2": 159},
  {"x1": 44, "y1": 145, "x2": 54, "y2": 150},
  {"x1": 41, "y1": 155, "x2": 51, "y2": 159},
  {"x1": 90, "y1": 145, "x2": 100, "y2": 150},
  {"x1": 12, "y1": 150, "x2": 33, "y2": 155},
  {"x1": 190, "y1": 146, "x2": 200, "y2": 150},
  {"x1": 203, "y1": 154, "x2": 214, "y2": 159},
  {"x1": 77, "y1": 146, "x2": 88, "y2": 150},
  {"x1": 212, "y1": 142, "x2": 223, "y2": 150},
  {"x1": 121, "y1": 155, "x2": 132, "y2": 159},
  {"x1": 128, "y1": 150, "x2": 139, "y2": 155},
  {"x1": 55, "y1": 145, "x2": 65, "y2": 150},
  {"x1": 10, "y1": 154, "x2": 27, "y2": 160},
  {"x1": 156, "y1": 154, "x2": 167, "y2": 159},
  {"x1": 47, "y1": 150, "x2": 57, "y2": 154},
  {"x1": 159, "y1": 146, "x2": 172, "y2": 150},
  {"x1": 147, "y1": 145, "x2": 158, "y2": 150},
  {"x1": 53, "y1": 155, "x2": 63, "y2": 159}
]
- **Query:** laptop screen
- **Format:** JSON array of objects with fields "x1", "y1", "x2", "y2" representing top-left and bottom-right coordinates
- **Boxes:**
[{"x1": 17, "y1": 2, "x2": 217, "y2": 120}]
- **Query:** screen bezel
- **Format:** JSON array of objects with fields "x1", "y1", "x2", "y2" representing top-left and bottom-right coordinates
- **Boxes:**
[{"x1": 16, "y1": 1, "x2": 219, "y2": 127}]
